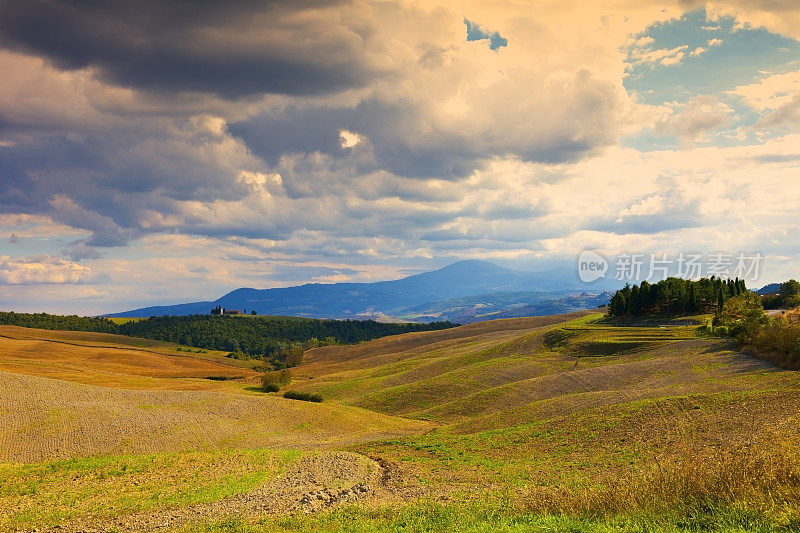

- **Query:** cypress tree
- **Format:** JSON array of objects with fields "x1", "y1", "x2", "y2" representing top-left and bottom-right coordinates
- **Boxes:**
[
  {"x1": 631, "y1": 285, "x2": 641, "y2": 315},
  {"x1": 640, "y1": 280, "x2": 651, "y2": 310}
]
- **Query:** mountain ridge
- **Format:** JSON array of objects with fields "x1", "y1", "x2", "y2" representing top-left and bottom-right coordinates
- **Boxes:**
[{"x1": 107, "y1": 260, "x2": 605, "y2": 321}]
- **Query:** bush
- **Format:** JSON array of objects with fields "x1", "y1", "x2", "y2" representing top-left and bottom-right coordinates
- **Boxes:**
[
  {"x1": 261, "y1": 369, "x2": 292, "y2": 390},
  {"x1": 283, "y1": 390, "x2": 322, "y2": 402},
  {"x1": 228, "y1": 350, "x2": 248, "y2": 360},
  {"x1": 749, "y1": 317, "x2": 800, "y2": 368},
  {"x1": 784, "y1": 294, "x2": 800, "y2": 309},
  {"x1": 262, "y1": 383, "x2": 280, "y2": 393}
]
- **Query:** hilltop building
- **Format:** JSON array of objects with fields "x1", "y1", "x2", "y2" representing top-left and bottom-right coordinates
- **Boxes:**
[{"x1": 211, "y1": 305, "x2": 241, "y2": 315}]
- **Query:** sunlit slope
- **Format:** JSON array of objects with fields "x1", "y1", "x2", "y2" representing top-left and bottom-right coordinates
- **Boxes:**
[
  {"x1": 291, "y1": 313, "x2": 784, "y2": 432},
  {"x1": 0, "y1": 369, "x2": 431, "y2": 463},
  {"x1": 0, "y1": 325, "x2": 259, "y2": 390},
  {"x1": 0, "y1": 326, "x2": 432, "y2": 463}
]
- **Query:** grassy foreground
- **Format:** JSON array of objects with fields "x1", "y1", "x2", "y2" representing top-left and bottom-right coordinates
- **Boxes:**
[
  {"x1": 189, "y1": 503, "x2": 799, "y2": 532},
  {"x1": 0, "y1": 449, "x2": 302, "y2": 530}
]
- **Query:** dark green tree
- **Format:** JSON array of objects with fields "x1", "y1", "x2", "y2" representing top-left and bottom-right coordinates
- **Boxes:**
[
  {"x1": 630, "y1": 284, "x2": 641, "y2": 315},
  {"x1": 609, "y1": 292, "x2": 627, "y2": 316},
  {"x1": 779, "y1": 279, "x2": 800, "y2": 303}
]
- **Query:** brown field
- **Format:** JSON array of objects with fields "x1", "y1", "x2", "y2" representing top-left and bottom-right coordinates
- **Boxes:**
[
  {"x1": 0, "y1": 325, "x2": 258, "y2": 390},
  {"x1": 0, "y1": 370, "x2": 429, "y2": 463}
]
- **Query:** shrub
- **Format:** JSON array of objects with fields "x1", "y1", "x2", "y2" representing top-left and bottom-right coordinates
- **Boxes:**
[
  {"x1": 261, "y1": 369, "x2": 292, "y2": 391},
  {"x1": 283, "y1": 390, "x2": 322, "y2": 402},
  {"x1": 749, "y1": 317, "x2": 800, "y2": 368},
  {"x1": 784, "y1": 294, "x2": 800, "y2": 309}
]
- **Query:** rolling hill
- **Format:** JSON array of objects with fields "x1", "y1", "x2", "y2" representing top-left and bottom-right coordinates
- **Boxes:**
[
  {"x1": 3, "y1": 311, "x2": 799, "y2": 531},
  {"x1": 108, "y1": 259, "x2": 610, "y2": 321},
  {"x1": 0, "y1": 326, "x2": 430, "y2": 464}
]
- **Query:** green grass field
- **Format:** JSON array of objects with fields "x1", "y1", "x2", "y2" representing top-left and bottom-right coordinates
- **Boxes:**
[{"x1": 2, "y1": 311, "x2": 799, "y2": 531}]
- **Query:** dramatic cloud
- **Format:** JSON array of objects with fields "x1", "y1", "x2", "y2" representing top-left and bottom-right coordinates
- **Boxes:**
[
  {"x1": 0, "y1": 0, "x2": 383, "y2": 98},
  {"x1": 1, "y1": 1, "x2": 800, "y2": 313}
]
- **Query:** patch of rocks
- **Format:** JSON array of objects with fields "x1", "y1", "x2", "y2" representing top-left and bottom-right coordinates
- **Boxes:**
[{"x1": 298, "y1": 483, "x2": 371, "y2": 512}]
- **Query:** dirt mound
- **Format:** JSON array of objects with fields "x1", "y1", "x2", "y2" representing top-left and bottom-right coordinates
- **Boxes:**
[{"x1": 47, "y1": 452, "x2": 381, "y2": 532}]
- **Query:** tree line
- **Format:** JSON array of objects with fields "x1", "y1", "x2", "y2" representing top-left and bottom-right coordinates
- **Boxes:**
[
  {"x1": 761, "y1": 279, "x2": 800, "y2": 310},
  {"x1": 608, "y1": 276, "x2": 748, "y2": 317},
  {"x1": 0, "y1": 311, "x2": 457, "y2": 366},
  {"x1": 607, "y1": 277, "x2": 800, "y2": 369}
]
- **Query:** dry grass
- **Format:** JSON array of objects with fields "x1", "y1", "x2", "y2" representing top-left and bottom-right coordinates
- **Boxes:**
[
  {"x1": 0, "y1": 369, "x2": 431, "y2": 463},
  {"x1": 289, "y1": 313, "x2": 788, "y2": 435},
  {"x1": 520, "y1": 431, "x2": 800, "y2": 518},
  {"x1": 0, "y1": 325, "x2": 258, "y2": 390}
]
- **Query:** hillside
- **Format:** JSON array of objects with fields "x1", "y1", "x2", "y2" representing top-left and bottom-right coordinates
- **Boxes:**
[
  {"x1": 0, "y1": 325, "x2": 258, "y2": 390},
  {"x1": 2, "y1": 313, "x2": 799, "y2": 531},
  {"x1": 108, "y1": 260, "x2": 609, "y2": 320},
  {"x1": 0, "y1": 327, "x2": 430, "y2": 464},
  {"x1": 288, "y1": 312, "x2": 787, "y2": 433}
]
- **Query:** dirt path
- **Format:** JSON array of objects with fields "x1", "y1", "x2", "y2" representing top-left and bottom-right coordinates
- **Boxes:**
[{"x1": 41, "y1": 452, "x2": 384, "y2": 532}]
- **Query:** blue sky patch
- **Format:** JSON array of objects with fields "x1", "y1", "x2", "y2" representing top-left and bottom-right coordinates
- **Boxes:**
[
  {"x1": 623, "y1": 8, "x2": 800, "y2": 150},
  {"x1": 464, "y1": 18, "x2": 508, "y2": 50},
  {"x1": 624, "y1": 9, "x2": 800, "y2": 105}
]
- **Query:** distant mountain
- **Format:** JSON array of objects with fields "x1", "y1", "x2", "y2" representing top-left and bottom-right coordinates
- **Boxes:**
[
  {"x1": 757, "y1": 283, "x2": 781, "y2": 295},
  {"x1": 402, "y1": 290, "x2": 612, "y2": 323},
  {"x1": 108, "y1": 260, "x2": 599, "y2": 320}
]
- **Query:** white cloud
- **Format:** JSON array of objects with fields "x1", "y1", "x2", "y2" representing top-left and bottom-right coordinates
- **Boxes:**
[
  {"x1": 339, "y1": 130, "x2": 364, "y2": 149},
  {"x1": 630, "y1": 44, "x2": 689, "y2": 67},
  {"x1": 0, "y1": 255, "x2": 95, "y2": 285},
  {"x1": 654, "y1": 96, "x2": 734, "y2": 144},
  {"x1": 730, "y1": 67, "x2": 800, "y2": 111}
]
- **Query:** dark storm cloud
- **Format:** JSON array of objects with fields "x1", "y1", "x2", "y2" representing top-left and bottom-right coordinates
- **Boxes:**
[
  {"x1": 228, "y1": 106, "x2": 351, "y2": 166},
  {"x1": 231, "y1": 101, "x2": 491, "y2": 179},
  {"x1": 230, "y1": 67, "x2": 623, "y2": 180},
  {"x1": 0, "y1": 0, "x2": 378, "y2": 97},
  {"x1": 0, "y1": 127, "x2": 258, "y2": 246},
  {"x1": 0, "y1": 0, "x2": 630, "y2": 261}
]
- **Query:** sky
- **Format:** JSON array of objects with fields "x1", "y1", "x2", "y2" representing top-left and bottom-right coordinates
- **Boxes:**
[{"x1": 1, "y1": 0, "x2": 800, "y2": 314}]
